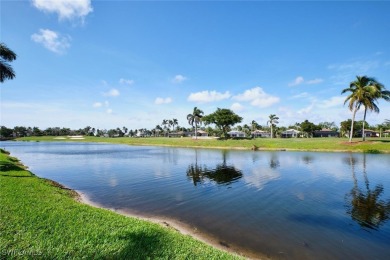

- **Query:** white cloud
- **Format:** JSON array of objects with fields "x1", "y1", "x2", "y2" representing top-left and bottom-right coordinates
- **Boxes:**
[
  {"x1": 290, "y1": 92, "x2": 310, "y2": 99},
  {"x1": 155, "y1": 97, "x2": 172, "y2": 105},
  {"x1": 327, "y1": 61, "x2": 379, "y2": 72},
  {"x1": 288, "y1": 76, "x2": 323, "y2": 86},
  {"x1": 172, "y1": 74, "x2": 187, "y2": 84},
  {"x1": 119, "y1": 78, "x2": 134, "y2": 85},
  {"x1": 231, "y1": 102, "x2": 244, "y2": 112},
  {"x1": 104, "y1": 101, "x2": 109, "y2": 107},
  {"x1": 31, "y1": 29, "x2": 71, "y2": 54},
  {"x1": 106, "y1": 109, "x2": 113, "y2": 114},
  {"x1": 318, "y1": 96, "x2": 345, "y2": 108},
  {"x1": 306, "y1": 78, "x2": 324, "y2": 85},
  {"x1": 297, "y1": 103, "x2": 314, "y2": 115},
  {"x1": 233, "y1": 87, "x2": 279, "y2": 108},
  {"x1": 104, "y1": 89, "x2": 120, "y2": 97},
  {"x1": 92, "y1": 102, "x2": 102, "y2": 108},
  {"x1": 288, "y1": 76, "x2": 305, "y2": 87},
  {"x1": 32, "y1": 0, "x2": 93, "y2": 22},
  {"x1": 328, "y1": 60, "x2": 380, "y2": 85},
  {"x1": 187, "y1": 90, "x2": 231, "y2": 103}
]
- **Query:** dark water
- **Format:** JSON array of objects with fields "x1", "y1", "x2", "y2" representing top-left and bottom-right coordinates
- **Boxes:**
[{"x1": 2, "y1": 141, "x2": 390, "y2": 259}]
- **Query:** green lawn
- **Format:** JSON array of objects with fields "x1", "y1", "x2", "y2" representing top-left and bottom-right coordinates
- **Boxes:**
[
  {"x1": 0, "y1": 149, "x2": 240, "y2": 259},
  {"x1": 18, "y1": 136, "x2": 390, "y2": 153}
]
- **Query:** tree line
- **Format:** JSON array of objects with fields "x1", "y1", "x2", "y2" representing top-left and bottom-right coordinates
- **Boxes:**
[{"x1": 1, "y1": 117, "x2": 389, "y2": 140}]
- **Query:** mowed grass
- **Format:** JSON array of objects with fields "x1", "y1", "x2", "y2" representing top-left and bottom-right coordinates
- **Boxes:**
[
  {"x1": 0, "y1": 149, "x2": 240, "y2": 259},
  {"x1": 18, "y1": 136, "x2": 390, "y2": 153}
]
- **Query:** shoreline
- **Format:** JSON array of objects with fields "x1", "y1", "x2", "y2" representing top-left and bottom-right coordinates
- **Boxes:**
[{"x1": 77, "y1": 191, "x2": 267, "y2": 260}]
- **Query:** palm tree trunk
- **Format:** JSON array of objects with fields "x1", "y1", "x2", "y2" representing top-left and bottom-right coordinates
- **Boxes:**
[
  {"x1": 195, "y1": 124, "x2": 198, "y2": 140},
  {"x1": 271, "y1": 124, "x2": 273, "y2": 139},
  {"x1": 362, "y1": 107, "x2": 367, "y2": 142},
  {"x1": 349, "y1": 106, "x2": 358, "y2": 142}
]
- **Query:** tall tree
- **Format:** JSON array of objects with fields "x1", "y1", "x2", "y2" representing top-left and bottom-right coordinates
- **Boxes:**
[
  {"x1": 168, "y1": 120, "x2": 174, "y2": 132},
  {"x1": 202, "y1": 108, "x2": 242, "y2": 138},
  {"x1": 251, "y1": 120, "x2": 260, "y2": 131},
  {"x1": 267, "y1": 114, "x2": 279, "y2": 138},
  {"x1": 161, "y1": 119, "x2": 168, "y2": 136},
  {"x1": 172, "y1": 118, "x2": 178, "y2": 131},
  {"x1": 300, "y1": 120, "x2": 320, "y2": 138},
  {"x1": 187, "y1": 107, "x2": 204, "y2": 139},
  {"x1": 342, "y1": 76, "x2": 389, "y2": 142},
  {"x1": 0, "y1": 43, "x2": 17, "y2": 83}
]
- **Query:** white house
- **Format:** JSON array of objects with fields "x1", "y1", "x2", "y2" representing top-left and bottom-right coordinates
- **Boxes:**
[
  {"x1": 196, "y1": 130, "x2": 208, "y2": 137},
  {"x1": 228, "y1": 130, "x2": 246, "y2": 138},
  {"x1": 252, "y1": 130, "x2": 271, "y2": 138},
  {"x1": 281, "y1": 129, "x2": 300, "y2": 138}
]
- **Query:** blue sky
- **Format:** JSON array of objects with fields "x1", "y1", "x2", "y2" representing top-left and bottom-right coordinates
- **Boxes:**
[{"x1": 1, "y1": 0, "x2": 390, "y2": 130}]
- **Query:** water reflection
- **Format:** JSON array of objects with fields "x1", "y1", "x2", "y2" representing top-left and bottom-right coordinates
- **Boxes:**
[
  {"x1": 302, "y1": 155, "x2": 314, "y2": 165},
  {"x1": 186, "y1": 150, "x2": 243, "y2": 186},
  {"x1": 344, "y1": 154, "x2": 390, "y2": 230},
  {"x1": 269, "y1": 153, "x2": 280, "y2": 169}
]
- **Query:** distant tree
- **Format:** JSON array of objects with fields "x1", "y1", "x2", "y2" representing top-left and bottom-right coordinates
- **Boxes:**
[
  {"x1": 162, "y1": 119, "x2": 168, "y2": 136},
  {"x1": 168, "y1": 120, "x2": 173, "y2": 132},
  {"x1": 187, "y1": 107, "x2": 204, "y2": 139},
  {"x1": 0, "y1": 43, "x2": 17, "y2": 83},
  {"x1": 32, "y1": 127, "x2": 42, "y2": 136},
  {"x1": 242, "y1": 124, "x2": 251, "y2": 136},
  {"x1": 340, "y1": 119, "x2": 366, "y2": 138},
  {"x1": 202, "y1": 108, "x2": 242, "y2": 138},
  {"x1": 122, "y1": 126, "x2": 128, "y2": 136},
  {"x1": 172, "y1": 118, "x2": 178, "y2": 131},
  {"x1": 0, "y1": 126, "x2": 13, "y2": 138},
  {"x1": 300, "y1": 120, "x2": 320, "y2": 138},
  {"x1": 267, "y1": 114, "x2": 279, "y2": 138},
  {"x1": 342, "y1": 76, "x2": 389, "y2": 142},
  {"x1": 251, "y1": 120, "x2": 261, "y2": 131},
  {"x1": 318, "y1": 121, "x2": 339, "y2": 131}
]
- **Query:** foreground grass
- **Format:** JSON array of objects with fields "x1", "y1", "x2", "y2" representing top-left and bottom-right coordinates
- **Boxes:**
[
  {"x1": 0, "y1": 149, "x2": 239, "y2": 259},
  {"x1": 18, "y1": 136, "x2": 390, "y2": 153}
]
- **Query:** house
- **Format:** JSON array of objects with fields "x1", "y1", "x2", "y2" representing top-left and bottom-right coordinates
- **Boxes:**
[
  {"x1": 357, "y1": 129, "x2": 379, "y2": 137},
  {"x1": 196, "y1": 130, "x2": 208, "y2": 137},
  {"x1": 384, "y1": 129, "x2": 390, "y2": 137},
  {"x1": 227, "y1": 130, "x2": 246, "y2": 138},
  {"x1": 168, "y1": 131, "x2": 193, "y2": 138},
  {"x1": 281, "y1": 129, "x2": 300, "y2": 138},
  {"x1": 252, "y1": 130, "x2": 271, "y2": 138},
  {"x1": 313, "y1": 128, "x2": 339, "y2": 138}
]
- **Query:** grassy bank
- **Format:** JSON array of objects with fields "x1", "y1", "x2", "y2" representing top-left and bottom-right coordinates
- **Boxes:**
[
  {"x1": 17, "y1": 136, "x2": 390, "y2": 153},
  {"x1": 0, "y1": 149, "x2": 239, "y2": 259}
]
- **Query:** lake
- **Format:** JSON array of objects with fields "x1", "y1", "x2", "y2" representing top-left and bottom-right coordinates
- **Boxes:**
[{"x1": 2, "y1": 141, "x2": 390, "y2": 259}]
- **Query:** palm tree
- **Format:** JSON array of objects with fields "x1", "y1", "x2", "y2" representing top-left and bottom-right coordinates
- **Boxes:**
[
  {"x1": 172, "y1": 118, "x2": 178, "y2": 131},
  {"x1": 161, "y1": 119, "x2": 168, "y2": 136},
  {"x1": 168, "y1": 120, "x2": 173, "y2": 132},
  {"x1": 251, "y1": 120, "x2": 260, "y2": 131},
  {"x1": 267, "y1": 114, "x2": 279, "y2": 138},
  {"x1": 187, "y1": 107, "x2": 204, "y2": 139},
  {"x1": 0, "y1": 43, "x2": 17, "y2": 83},
  {"x1": 342, "y1": 76, "x2": 389, "y2": 142}
]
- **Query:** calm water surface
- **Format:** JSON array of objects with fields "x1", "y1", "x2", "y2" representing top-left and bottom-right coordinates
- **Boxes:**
[{"x1": 3, "y1": 141, "x2": 390, "y2": 259}]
